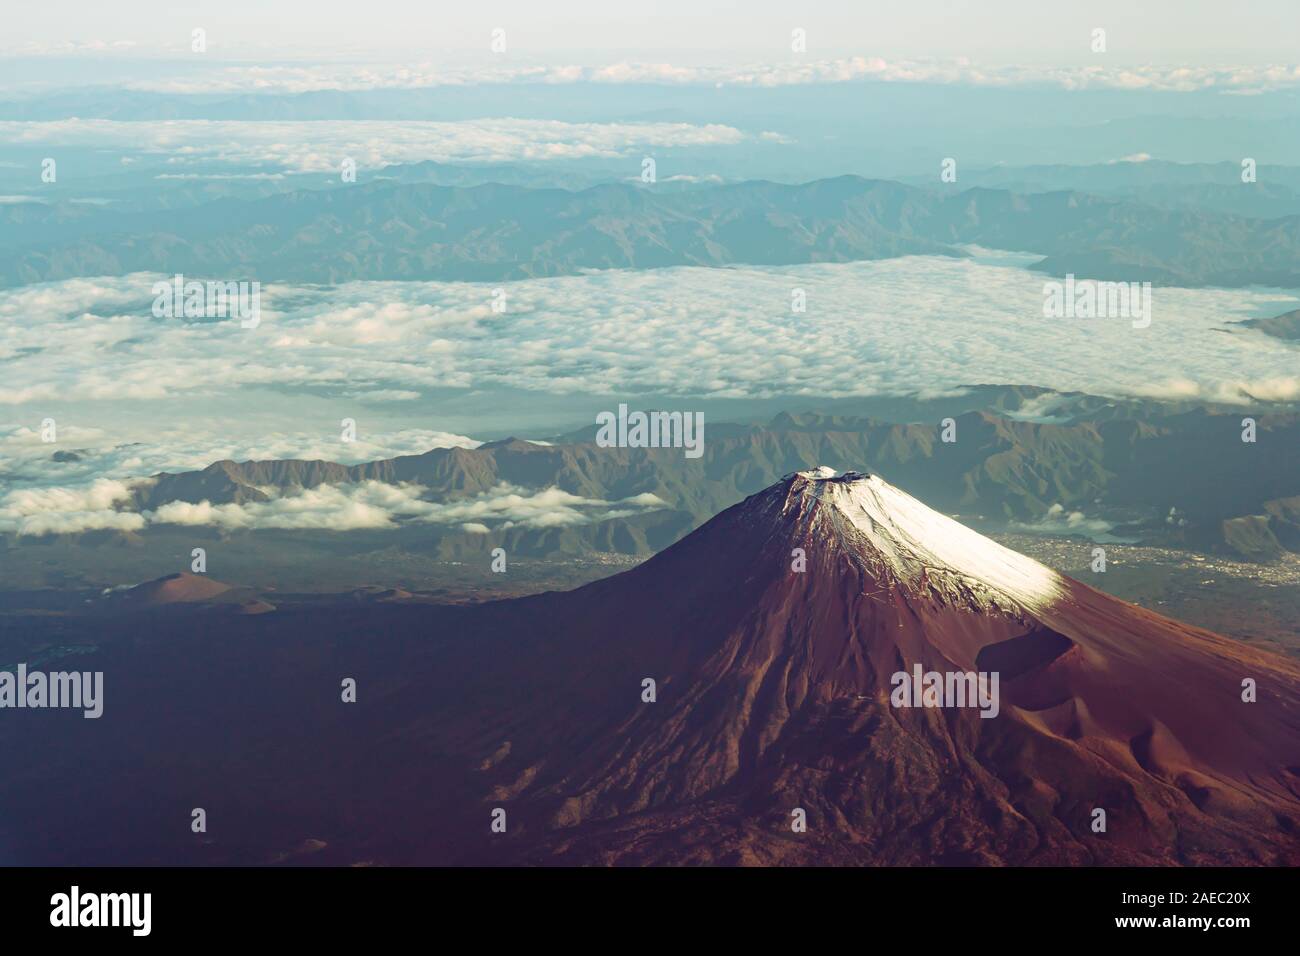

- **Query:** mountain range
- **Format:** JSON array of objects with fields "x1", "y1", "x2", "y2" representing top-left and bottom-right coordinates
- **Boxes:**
[
  {"x1": 104, "y1": 401, "x2": 1300, "y2": 560},
  {"x1": 903, "y1": 160, "x2": 1300, "y2": 219},
  {"x1": 5, "y1": 174, "x2": 1300, "y2": 287}
]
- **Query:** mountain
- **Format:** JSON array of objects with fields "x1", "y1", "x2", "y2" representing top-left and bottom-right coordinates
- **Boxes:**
[
  {"x1": 5, "y1": 175, "x2": 1300, "y2": 287},
  {"x1": 417, "y1": 469, "x2": 1300, "y2": 864},
  {"x1": 4, "y1": 470, "x2": 1297, "y2": 865},
  {"x1": 1238, "y1": 308, "x2": 1300, "y2": 342},
  {"x1": 113, "y1": 571, "x2": 233, "y2": 605}
]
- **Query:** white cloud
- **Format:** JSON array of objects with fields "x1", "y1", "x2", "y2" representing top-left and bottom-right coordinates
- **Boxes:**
[
  {"x1": 4, "y1": 261, "x2": 1298, "y2": 429},
  {"x1": 0, "y1": 478, "x2": 667, "y2": 536},
  {"x1": 18, "y1": 57, "x2": 1297, "y2": 96},
  {"x1": 349, "y1": 389, "x2": 422, "y2": 403},
  {"x1": 149, "y1": 483, "x2": 402, "y2": 531},
  {"x1": 403, "y1": 484, "x2": 667, "y2": 530},
  {"x1": 1237, "y1": 377, "x2": 1300, "y2": 402},
  {"x1": 0, "y1": 118, "x2": 750, "y2": 173},
  {"x1": 0, "y1": 477, "x2": 146, "y2": 535},
  {"x1": 1008, "y1": 503, "x2": 1130, "y2": 544}
]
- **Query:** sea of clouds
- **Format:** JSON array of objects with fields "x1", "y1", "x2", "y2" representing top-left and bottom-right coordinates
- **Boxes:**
[
  {"x1": 0, "y1": 118, "x2": 753, "y2": 173},
  {"x1": 5, "y1": 257, "x2": 1296, "y2": 409},
  {"x1": 4, "y1": 255, "x2": 1297, "y2": 535}
]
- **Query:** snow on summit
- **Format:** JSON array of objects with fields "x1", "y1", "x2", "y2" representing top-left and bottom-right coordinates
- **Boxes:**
[{"x1": 793, "y1": 467, "x2": 1068, "y2": 614}]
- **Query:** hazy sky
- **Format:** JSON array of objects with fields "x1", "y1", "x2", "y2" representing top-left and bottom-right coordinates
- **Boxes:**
[{"x1": 5, "y1": 0, "x2": 1299, "y2": 62}]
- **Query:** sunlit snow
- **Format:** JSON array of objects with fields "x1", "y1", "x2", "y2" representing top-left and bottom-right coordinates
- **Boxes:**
[{"x1": 801, "y1": 468, "x2": 1068, "y2": 613}]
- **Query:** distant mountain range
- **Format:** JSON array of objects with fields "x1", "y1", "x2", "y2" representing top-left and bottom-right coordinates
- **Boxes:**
[
  {"x1": 904, "y1": 160, "x2": 1300, "y2": 219},
  {"x1": 5, "y1": 174, "x2": 1300, "y2": 287}
]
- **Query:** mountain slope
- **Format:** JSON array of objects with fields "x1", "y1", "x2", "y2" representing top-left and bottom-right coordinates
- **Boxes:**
[{"x1": 413, "y1": 469, "x2": 1298, "y2": 865}]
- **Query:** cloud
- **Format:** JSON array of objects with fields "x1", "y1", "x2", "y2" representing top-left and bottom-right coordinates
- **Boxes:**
[
  {"x1": 0, "y1": 478, "x2": 667, "y2": 536},
  {"x1": 401, "y1": 484, "x2": 668, "y2": 530},
  {"x1": 0, "y1": 118, "x2": 750, "y2": 173},
  {"x1": 0, "y1": 477, "x2": 146, "y2": 535},
  {"x1": 11, "y1": 56, "x2": 1297, "y2": 96},
  {"x1": 1237, "y1": 377, "x2": 1300, "y2": 402},
  {"x1": 149, "y1": 483, "x2": 403, "y2": 531},
  {"x1": 1008, "y1": 503, "x2": 1131, "y2": 544},
  {"x1": 4, "y1": 261, "x2": 1298, "y2": 443},
  {"x1": 348, "y1": 389, "x2": 422, "y2": 402}
]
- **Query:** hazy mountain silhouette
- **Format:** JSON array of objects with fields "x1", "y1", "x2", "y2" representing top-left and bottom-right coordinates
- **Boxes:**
[{"x1": 5, "y1": 176, "x2": 1300, "y2": 287}]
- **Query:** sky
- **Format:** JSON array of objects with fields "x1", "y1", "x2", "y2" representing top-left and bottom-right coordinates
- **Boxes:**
[{"x1": 5, "y1": 1, "x2": 1300, "y2": 62}]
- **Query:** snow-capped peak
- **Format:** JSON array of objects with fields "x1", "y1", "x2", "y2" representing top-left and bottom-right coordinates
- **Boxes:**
[{"x1": 791, "y1": 468, "x2": 1068, "y2": 614}]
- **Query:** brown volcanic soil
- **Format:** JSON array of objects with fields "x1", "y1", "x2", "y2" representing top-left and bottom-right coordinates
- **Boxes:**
[
  {"x1": 117, "y1": 571, "x2": 234, "y2": 605},
  {"x1": 411, "y1": 473, "x2": 1300, "y2": 866},
  {"x1": 1, "y1": 473, "x2": 1297, "y2": 866}
]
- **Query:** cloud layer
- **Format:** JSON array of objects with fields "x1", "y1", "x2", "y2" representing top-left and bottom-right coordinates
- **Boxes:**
[
  {"x1": 0, "y1": 477, "x2": 144, "y2": 535},
  {"x1": 8, "y1": 55, "x2": 1300, "y2": 96},
  {"x1": 4, "y1": 258, "x2": 1297, "y2": 413},
  {"x1": 0, "y1": 118, "x2": 750, "y2": 173},
  {"x1": 0, "y1": 477, "x2": 666, "y2": 536}
]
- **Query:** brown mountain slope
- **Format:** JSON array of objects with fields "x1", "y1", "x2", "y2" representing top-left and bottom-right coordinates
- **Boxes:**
[
  {"x1": 410, "y1": 469, "x2": 1300, "y2": 864},
  {"x1": 116, "y1": 571, "x2": 233, "y2": 605}
]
